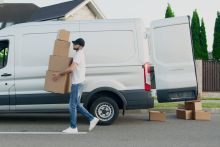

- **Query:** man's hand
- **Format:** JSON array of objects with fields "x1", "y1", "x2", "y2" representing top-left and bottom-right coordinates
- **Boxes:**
[
  {"x1": 51, "y1": 62, "x2": 76, "y2": 81},
  {"x1": 52, "y1": 72, "x2": 61, "y2": 81}
]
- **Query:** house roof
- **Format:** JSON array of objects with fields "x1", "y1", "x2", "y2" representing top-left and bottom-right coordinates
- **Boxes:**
[
  {"x1": 30, "y1": 0, "x2": 84, "y2": 21},
  {"x1": 0, "y1": 3, "x2": 39, "y2": 23}
]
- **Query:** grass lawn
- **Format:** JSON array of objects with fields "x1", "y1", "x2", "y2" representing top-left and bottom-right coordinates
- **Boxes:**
[
  {"x1": 155, "y1": 102, "x2": 220, "y2": 108},
  {"x1": 202, "y1": 103, "x2": 220, "y2": 108},
  {"x1": 153, "y1": 97, "x2": 220, "y2": 100},
  {"x1": 153, "y1": 96, "x2": 220, "y2": 108},
  {"x1": 154, "y1": 102, "x2": 182, "y2": 108},
  {"x1": 202, "y1": 98, "x2": 220, "y2": 100}
]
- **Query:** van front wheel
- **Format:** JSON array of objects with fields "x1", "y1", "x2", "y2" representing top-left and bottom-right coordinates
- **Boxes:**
[{"x1": 90, "y1": 96, "x2": 119, "y2": 125}]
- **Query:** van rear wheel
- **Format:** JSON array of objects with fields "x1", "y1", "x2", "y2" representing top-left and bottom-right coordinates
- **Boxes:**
[{"x1": 90, "y1": 96, "x2": 119, "y2": 125}]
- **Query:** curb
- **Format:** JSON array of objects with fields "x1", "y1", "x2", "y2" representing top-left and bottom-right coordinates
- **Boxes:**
[{"x1": 126, "y1": 108, "x2": 220, "y2": 114}]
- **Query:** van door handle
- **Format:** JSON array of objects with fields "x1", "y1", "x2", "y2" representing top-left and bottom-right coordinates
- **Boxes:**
[{"x1": 1, "y1": 73, "x2": 12, "y2": 77}]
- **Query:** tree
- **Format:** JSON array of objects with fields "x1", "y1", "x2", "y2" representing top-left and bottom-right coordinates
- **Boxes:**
[
  {"x1": 199, "y1": 18, "x2": 209, "y2": 60},
  {"x1": 212, "y1": 12, "x2": 220, "y2": 61},
  {"x1": 191, "y1": 10, "x2": 201, "y2": 59},
  {"x1": 165, "y1": 3, "x2": 175, "y2": 18}
]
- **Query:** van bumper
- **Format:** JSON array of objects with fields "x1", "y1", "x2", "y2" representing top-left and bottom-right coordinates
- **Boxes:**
[{"x1": 120, "y1": 89, "x2": 154, "y2": 109}]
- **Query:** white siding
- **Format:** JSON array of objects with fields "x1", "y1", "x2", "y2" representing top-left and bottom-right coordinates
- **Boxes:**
[{"x1": 65, "y1": 5, "x2": 97, "y2": 21}]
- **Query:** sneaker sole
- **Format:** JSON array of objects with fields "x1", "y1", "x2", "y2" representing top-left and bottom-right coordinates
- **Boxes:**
[{"x1": 89, "y1": 120, "x2": 99, "y2": 131}]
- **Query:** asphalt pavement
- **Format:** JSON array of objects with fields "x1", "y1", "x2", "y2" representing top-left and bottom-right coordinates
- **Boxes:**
[{"x1": 0, "y1": 112, "x2": 219, "y2": 147}]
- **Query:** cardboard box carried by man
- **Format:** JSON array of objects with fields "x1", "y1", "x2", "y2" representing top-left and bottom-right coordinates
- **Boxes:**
[{"x1": 44, "y1": 29, "x2": 73, "y2": 94}]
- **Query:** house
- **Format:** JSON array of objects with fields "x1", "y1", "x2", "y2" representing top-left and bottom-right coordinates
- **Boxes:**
[
  {"x1": 0, "y1": 0, "x2": 105, "y2": 29},
  {"x1": 0, "y1": 3, "x2": 39, "y2": 29},
  {"x1": 30, "y1": 0, "x2": 105, "y2": 21}
]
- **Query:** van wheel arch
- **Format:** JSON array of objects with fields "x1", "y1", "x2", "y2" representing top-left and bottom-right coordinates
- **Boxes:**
[{"x1": 85, "y1": 87, "x2": 127, "y2": 112}]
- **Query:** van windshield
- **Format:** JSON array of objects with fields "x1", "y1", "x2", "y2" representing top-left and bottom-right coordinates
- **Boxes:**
[{"x1": 0, "y1": 40, "x2": 9, "y2": 69}]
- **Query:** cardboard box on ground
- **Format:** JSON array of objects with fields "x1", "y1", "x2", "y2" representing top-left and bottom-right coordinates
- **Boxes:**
[
  {"x1": 176, "y1": 100, "x2": 211, "y2": 120},
  {"x1": 44, "y1": 29, "x2": 72, "y2": 94},
  {"x1": 149, "y1": 110, "x2": 166, "y2": 122},
  {"x1": 193, "y1": 110, "x2": 211, "y2": 120},
  {"x1": 176, "y1": 109, "x2": 192, "y2": 120},
  {"x1": 185, "y1": 100, "x2": 202, "y2": 111}
]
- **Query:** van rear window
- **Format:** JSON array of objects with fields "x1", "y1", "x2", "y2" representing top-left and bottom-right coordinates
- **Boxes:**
[{"x1": 0, "y1": 40, "x2": 9, "y2": 69}]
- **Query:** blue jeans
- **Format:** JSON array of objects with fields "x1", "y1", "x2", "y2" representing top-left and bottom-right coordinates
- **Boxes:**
[{"x1": 69, "y1": 82, "x2": 94, "y2": 128}]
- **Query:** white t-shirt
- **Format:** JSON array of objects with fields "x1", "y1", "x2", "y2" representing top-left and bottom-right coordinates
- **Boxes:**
[{"x1": 72, "y1": 49, "x2": 86, "y2": 84}]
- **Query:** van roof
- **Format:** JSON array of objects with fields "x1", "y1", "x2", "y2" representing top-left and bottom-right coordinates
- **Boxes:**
[{"x1": 0, "y1": 18, "x2": 143, "y2": 35}]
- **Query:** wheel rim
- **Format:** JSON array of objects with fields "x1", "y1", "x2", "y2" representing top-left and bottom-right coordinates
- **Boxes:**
[{"x1": 95, "y1": 102, "x2": 114, "y2": 122}]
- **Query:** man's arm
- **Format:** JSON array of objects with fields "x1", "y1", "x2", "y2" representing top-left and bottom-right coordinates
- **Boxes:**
[
  {"x1": 60, "y1": 62, "x2": 77, "y2": 75},
  {"x1": 52, "y1": 62, "x2": 78, "y2": 81},
  {"x1": 52, "y1": 50, "x2": 82, "y2": 81}
]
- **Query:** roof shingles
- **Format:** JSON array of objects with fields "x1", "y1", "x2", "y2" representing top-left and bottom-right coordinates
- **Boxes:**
[{"x1": 30, "y1": 0, "x2": 84, "y2": 21}]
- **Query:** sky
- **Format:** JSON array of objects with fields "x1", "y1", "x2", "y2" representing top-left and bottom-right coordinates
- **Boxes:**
[{"x1": 1, "y1": 0, "x2": 220, "y2": 52}]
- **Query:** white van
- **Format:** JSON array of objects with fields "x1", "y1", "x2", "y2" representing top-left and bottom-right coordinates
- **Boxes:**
[{"x1": 0, "y1": 16, "x2": 197, "y2": 125}]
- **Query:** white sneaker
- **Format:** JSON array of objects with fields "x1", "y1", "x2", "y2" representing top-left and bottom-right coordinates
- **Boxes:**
[
  {"x1": 62, "y1": 127, "x2": 78, "y2": 134},
  {"x1": 89, "y1": 117, "x2": 99, "y2": 131}
]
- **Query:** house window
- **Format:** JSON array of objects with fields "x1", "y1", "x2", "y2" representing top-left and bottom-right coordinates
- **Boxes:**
[{"x1": 0, "y1": 40, "x2": 9, "y2": 69}]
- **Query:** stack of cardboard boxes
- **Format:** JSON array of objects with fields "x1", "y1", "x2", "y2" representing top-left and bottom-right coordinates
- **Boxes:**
[
  {"x1": 176, "y1": 100, "x2": 211, "y2": 120},
  {"x1": 44, "y1": 29, "x2": 73, "y2": 94}
]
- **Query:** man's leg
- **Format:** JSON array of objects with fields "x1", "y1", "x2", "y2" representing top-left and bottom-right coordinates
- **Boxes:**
[
  {"x1": 76, "y1": 83, "x2": 94, "y2": 122},
  {"x1": 69, "y1": 84, "x2": 78, "y2": 128}
]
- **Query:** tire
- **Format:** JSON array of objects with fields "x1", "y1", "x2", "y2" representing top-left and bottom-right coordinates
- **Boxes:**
[{"x1": 90, "y1": 96, "x2": 119, "y2": 125}]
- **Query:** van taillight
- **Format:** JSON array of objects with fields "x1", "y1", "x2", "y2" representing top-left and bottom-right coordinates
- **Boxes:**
[{"x1": 143, "y1": 63, "x2": 151, "y2": 91}]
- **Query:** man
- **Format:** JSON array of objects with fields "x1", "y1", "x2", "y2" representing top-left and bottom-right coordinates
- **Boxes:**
[{"x1": 52, "y1": 38, "x2": 99, "y2": 134}]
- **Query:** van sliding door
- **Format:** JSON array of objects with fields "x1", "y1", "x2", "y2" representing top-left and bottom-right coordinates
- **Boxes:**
[
  {"x1": 0, "y1": 37, "x2": 15, "y2": 111},
  {"x1": 150, "y1": 16, "x2": 198, "y2": 102}
]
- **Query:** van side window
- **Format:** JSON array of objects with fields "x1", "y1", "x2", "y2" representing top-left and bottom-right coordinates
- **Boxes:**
[{"x1": 0, "y1": 40, "x2": 9, "y2": 69}]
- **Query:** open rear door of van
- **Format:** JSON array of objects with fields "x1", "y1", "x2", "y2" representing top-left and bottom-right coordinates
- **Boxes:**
[{"x1": 149, "y1": 16, "x2": 198, "y2": 103}]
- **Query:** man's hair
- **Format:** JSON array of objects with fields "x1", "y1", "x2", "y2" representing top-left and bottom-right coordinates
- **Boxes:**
[{"x1": 72, "y1": 38, "x2": 85, "y2": 47}]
